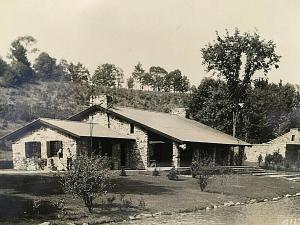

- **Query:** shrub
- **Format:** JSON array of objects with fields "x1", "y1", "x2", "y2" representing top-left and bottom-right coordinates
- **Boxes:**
[
  {"x1": 152, "y1": 167, "x2": 159, "y2": 176},
  {"x1": 107, "y1": 196, "x2": 116, "y2": 205},
  {"x1": 191, "y1": 157, "x2": 216, "y2": 191},
  {"x1": 257, "y1": 154, "x2": 263, "y2": 167},
  {"x1": 166, "y1": 166, "x2": 178, "y2": 180},
  {"x1": 264, "y1": 150, "x2": 283, "y2": 169},
  {"x1": 138, "y1": 198, "x2": 146, "y2": 210},
  {"x1": 120, "y1": 167, "x2": 127, "y2": 176},
  {"x1": 60, "y1": 154, "x2": 111, "y2": 212}
]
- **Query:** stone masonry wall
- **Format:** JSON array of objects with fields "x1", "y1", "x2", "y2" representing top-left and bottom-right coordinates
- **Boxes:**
[
  {"x1": 12, "y1": 127, "x2": 77, "y2": 170},
  {"x1": 83, "y1": 110, "x2": 147, "y2": 169},
  {"x1": 245, "y1": 129, "x2": 300, "y2": 163}
]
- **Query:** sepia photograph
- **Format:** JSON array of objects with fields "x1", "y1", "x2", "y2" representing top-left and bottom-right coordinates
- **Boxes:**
[{"x1": 0, "y1": 0, "x2": 300, "y2": 224}]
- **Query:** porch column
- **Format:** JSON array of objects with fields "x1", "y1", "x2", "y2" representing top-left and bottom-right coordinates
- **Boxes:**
[
  {"x1": 112, "y1": 143, "x2": 121, "y2": 170},
  {"x1": 228, "y1": 147, "x2": 233, "y2": 166},
  {"x1": 172, "y1": 142, "x2": 180, "y2": 168},
  {"x1": 213, "y1": 145, "x2": 217, "y2": 166}
]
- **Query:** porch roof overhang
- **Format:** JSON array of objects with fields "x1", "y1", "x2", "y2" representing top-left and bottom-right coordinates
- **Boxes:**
[{"x1": 0, "y1": 118, "x2": 134, "y2": 142}]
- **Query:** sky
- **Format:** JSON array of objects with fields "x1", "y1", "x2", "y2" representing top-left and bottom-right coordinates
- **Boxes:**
[{"x1": 1, "y1": 0, "x2": 300, "y2": 86}]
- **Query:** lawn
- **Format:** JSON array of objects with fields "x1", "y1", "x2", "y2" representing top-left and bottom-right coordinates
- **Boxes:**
[{"x1": 0, "y1": 171, "x2": 300, "y2": 224}]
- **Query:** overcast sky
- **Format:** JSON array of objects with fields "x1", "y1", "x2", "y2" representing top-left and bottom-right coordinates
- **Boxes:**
[{"x1": 1, "y1": 0, "x2": 300, "y2": 85}]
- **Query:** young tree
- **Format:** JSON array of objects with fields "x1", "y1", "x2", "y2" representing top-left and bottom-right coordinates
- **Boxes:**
[
  {"x1": 115, "y1": 67, "x2": 124, "y2": 88},
  {"x1": 127, "y1": 76, "x2": 134, "y2": 89},
  {"x1": 132, "y1": 62, "x2": 145, "y2": 89},
  {"x1": 92, "y1": 63, "x2": 120, "y2": 87},
  {"x1": 201, "y1": 29, "x2": 281, "y2": 136},
  {"x1": 60, "y1": 154, "x2": 111, "y2": 213}
]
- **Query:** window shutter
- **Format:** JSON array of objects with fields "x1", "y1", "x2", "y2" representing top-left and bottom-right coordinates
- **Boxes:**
[{"x1": 47, "y1": 141, "x2": 51, "y2": 157}]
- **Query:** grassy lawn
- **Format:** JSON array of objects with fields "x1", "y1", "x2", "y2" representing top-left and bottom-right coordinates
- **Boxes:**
[{"x1": 0, "y1": 171, "x2": 300, "y2": 224}]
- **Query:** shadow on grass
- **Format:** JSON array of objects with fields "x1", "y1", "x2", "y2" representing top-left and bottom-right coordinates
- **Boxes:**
[
  {"x1": 0, "y1": 194, "x2": 59, "y2": 220},
  {"x1": 0, "y1": 174, "x2": 63, "y2": 196},
  {"x1": 111, "y1": 176, "x2": 175, "y2": 195}
]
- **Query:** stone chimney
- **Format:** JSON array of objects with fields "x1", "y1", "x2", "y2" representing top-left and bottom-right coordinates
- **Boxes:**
[
  {"x1": 90, "y1": 95, "x2": 113, "y2": 108},
  {"x1": 170, "y1": 107, "x2": 186, "y2": 118}
]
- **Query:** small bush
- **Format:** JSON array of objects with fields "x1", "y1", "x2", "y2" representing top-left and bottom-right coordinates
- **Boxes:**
[
  {"x1": 152, "y1": 167, "x2": 159, "y2": 176},
  {"x1": 167, "y1": 166, "x2": 178, "y2": 180},
  {"x1": 257, "y1": 154, "x2": 263, "y2": 167},
  {"x1": 138, "y1": 198, "x2": 146, "y2": 210},
  {"x1": 120, "y1": 167, "x2": 127, "y2": 176},
  {"x1": 107, "y1": 196, "x2": 116, "y2": 205}
]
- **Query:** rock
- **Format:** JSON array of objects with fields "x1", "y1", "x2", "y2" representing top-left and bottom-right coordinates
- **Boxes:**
[
  {"x1": 213, "y1": 205, "x2": 218, "y2": 209},
  {"x1": 224, "y1": 201, "x2": 234, "y2": 206},
  {"x1": 111, "y1": 207, "x2": 119, "y2": 211},
  {"x1": 263, "y1": 199, "x2": 268, "y2": 202},
  {"x1": 39, "y1": 223, "x2": 51, "y2": 225},
  {"x1": 235, "y1": 202, "x2": 241, "y2": 206},
  {"x1": 296, "y1": 192, "x2": 300, "y2": 196},
  {"x1": 206, "y1": 206, "x2": 211, "y2": 210},
  {"x1": 285, "y1": 194, "x2": 292, "y2": 198},
  {"x1": 66, "y1": 223, "x2": 76, "y2": 225},
  {"x1": 82, "y1": 223, "x2": 89, "y2": 225},
  {"x1": 240, "y1": 202, "x2": 245, "y2": 205},
  {"x1": 154, "y1": 212, "x2": 162, "y2": 216},
  {"x1": 140, "y1": 213, "x2": 153, "y2": 218},
  {"x1": 272, "y1": 197, "x2": 280, "y2": 201},
  {"x1": 129, "y1": 216, "x2": 136, "y2": 220},
  {"x1": 135, "y1": 215, "x2": 142, "y2": 219},
  {"x1": 249, "y1": 199, "x2": 256, "y2": 204}
]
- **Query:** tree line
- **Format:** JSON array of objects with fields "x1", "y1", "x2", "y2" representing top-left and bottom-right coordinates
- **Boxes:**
[
  {"x1": 187, "y1": 29, "x2": 300, "y2": 144},
  {"x1": 0, "y1": 36, "x2": 190, "y2": 93}
]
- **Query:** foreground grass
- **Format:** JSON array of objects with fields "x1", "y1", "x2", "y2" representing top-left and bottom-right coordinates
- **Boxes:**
[{"x1": 0, "y1": 171, "x2": 300, "y2": 224}]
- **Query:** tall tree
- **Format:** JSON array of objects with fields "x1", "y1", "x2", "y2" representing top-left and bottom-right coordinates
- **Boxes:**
[
  {"x1": 67, "y1": 62, "x2": 90, "y2": 83},
  {"x1": 187, "y1": 78, "x2": 233, "y2": 135},
  {"x1": 201, "y1": 29, "x2": 281, "y2": 136},
  {"x1": 6, "y1": 36, "x2": 38, "y2": 85},
  {"x1": 132, "y1": 62, "x2": 145, "y2": 89},
  {"x1": 149, "y1": 66, "x2": 168, "y2": 91},
  {"x1": 33, "y1": 52, "x2": 58, "y2": 81},
  {"x1": 92, "y1": 63, "x2": 121, "y2": 88}
]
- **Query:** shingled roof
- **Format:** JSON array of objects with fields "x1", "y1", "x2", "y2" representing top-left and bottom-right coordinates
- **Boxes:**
[
  {"x1": 1, "y1": 118, "x2": 133, "y2": 141},
  {"x1": 69, "y1": 105, "x2": 250, "y2": 146}
]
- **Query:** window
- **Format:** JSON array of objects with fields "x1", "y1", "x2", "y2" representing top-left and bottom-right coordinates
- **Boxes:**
[
  {"x1": 47, "y1": 141, "x2": 63, "y2": 157},
  {"x1": 25, "y1": 142, "x2": 41, "y2": 158},
  {"x1": 130, "y1": 123, "x2": 134, "y2": 134},
  {"x1": 292, "y1": 135, "x2": 295, "y2": 141}
]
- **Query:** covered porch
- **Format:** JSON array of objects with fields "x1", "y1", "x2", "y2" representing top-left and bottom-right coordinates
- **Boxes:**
[{"x1": 147, "y1": 131, "x2": 244, "y2": 168}]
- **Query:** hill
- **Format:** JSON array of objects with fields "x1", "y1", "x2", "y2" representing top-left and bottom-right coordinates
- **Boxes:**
[{"x1": 0, "y1": 81, "x2": 189, "y2": 139}]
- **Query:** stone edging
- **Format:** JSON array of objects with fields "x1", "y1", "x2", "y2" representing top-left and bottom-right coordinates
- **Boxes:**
[{"x1": 128, "y1": 192, "x2": 300, "y2": 221}]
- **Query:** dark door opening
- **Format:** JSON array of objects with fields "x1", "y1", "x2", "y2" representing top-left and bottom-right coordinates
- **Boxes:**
[
  {"x1": 150, "y1": 143, "x2": 172, "y2": 167},
  {"x1": 180, "y1": 144, "x2": 193, "y2": 167},
  {"x1": 120, "y1": 143, "x2": 128, "y2": 167}
]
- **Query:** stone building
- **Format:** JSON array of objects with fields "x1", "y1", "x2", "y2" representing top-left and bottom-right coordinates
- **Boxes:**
[
  {"x1": 245, "y1": 128, "x2": 300, "y2": 164},
  {"x1": 69, "y1": 96, "x2": 250, "y2": 169},
  {"x1": 1, "y1": 95, "x2": 250, "y2": 171},
  {"x1": 1, "y1": 118, "x2": 134, "y2": 170}
]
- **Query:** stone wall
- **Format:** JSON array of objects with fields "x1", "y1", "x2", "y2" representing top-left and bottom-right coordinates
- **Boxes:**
[
  {"x1": 12, "y1": 127, "x2": 77, "y2": 170},
  {"x1": 245, "y1": 129, "x2": 300, "y2": 163},
  {"x1": 84, "y1": 110, "x2": 147, "y2": 169}
]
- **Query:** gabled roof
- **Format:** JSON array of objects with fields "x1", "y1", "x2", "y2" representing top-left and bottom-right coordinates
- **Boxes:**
[
  {"x1": 69, "y1": 105, "x2": 250, "y2": 146},
  {"x1": 0, "y1": 118, "x2": 134, "y2": 141}
]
